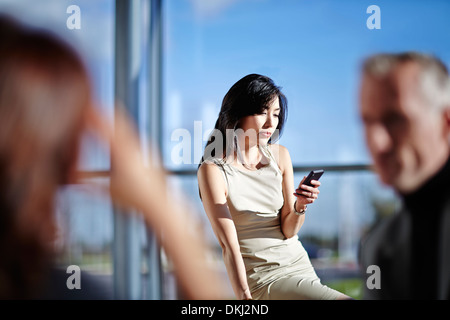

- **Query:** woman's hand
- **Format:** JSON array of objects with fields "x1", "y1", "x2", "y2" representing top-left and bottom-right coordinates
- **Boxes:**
[
  {"x1": 242, "y1": 288, "x2": 253, "y2": 300},
  {"x1": 293, "y1": 176, "x2": 321, "y2": 210},
  {"x1": 86, "y1": 105, "x2": 167, "y2": 211}
]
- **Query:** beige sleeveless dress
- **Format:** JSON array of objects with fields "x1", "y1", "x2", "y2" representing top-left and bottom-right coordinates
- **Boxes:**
[{"x1": 207, "y1": 145, "x2": 342, "y2": 300}]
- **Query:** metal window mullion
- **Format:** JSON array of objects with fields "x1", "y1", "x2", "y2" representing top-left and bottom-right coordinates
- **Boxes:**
[
  {"x1": 113, "y1": 0, "x2": 144, "y2": 300},
  {"x1": 145, "y1": 0, "x2": 164, "y2": 300}
]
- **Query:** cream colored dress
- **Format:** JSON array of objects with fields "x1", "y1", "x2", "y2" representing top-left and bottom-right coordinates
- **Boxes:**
[{"x1": 206, "y1": 146, "x2": 341, "y2": 300}]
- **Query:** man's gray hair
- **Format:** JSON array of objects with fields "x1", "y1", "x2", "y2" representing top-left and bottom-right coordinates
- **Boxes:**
[{"x1": 362, "y1": 52, "x2": 450, "y2": 111}]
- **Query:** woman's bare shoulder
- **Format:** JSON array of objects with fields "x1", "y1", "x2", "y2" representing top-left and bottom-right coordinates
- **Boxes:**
[
  {"x1": 198, "y1": 160, "x2": 221, "y2": 178},
  {"x1": 197, "y1": 159, "x2": 228, "y2": 200},
  {"x1": 197, "y1": 159, "x2": 227, "y2": 187},
  {"x1": 269, "y1": 144, "x2": 291, "y2": 172}
]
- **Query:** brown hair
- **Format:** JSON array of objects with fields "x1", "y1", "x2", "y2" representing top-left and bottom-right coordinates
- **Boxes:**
[{"x1": 0, "y1": 15, "x2": 93, "y2": 298}]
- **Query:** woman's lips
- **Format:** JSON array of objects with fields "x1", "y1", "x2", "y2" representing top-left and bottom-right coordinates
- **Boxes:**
[{"x1": 259, "y1": 131, "x2": 272, "y2": 138}]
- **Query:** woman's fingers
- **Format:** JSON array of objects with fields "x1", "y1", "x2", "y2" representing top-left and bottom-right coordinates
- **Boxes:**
[
  {"x1": 296, "y1": 184, "x2": 320, "y2": 196},
  {"x1": 294, "y1": 191, "x2": 317, "y2": 200},
  {"x1": 293, "y1": 188, "x2": 318, "y2": 199},
  {"x1": 296, "y1": 177, "x2": 320, "y2": 193},
  {"x1": 294, "y1": 179, "x2": 321, "y2": 206},
  {"x1": 293, "y1": 192, "x2": 316, "y2": 204},
  {"x1": 310, "y1": 180, "x2": 321, "y2": 187},
  {"x1": 298, "y1": 180, "x2": 321, "y2": 190}
]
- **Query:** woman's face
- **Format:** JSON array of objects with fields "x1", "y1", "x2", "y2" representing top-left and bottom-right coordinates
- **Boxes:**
[{"x1": 238, "y1": 97, "x2": 280, "y2": 146}]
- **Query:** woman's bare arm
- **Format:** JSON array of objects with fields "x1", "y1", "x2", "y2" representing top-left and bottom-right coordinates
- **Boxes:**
[
  {"x1": 271, "y1": 144, "x2": 320, "y2": 239},
  {"x1": 197, "y1": 162, "x2": 252, "y2": 300}
]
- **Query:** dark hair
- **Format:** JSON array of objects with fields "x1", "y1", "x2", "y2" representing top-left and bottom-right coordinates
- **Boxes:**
[{"x1": 200, "y1": 73, "x2": 287, "y2": 164}]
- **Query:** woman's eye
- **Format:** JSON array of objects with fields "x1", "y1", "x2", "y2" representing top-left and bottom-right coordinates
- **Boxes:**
[{"x1": 274, "y1": 114, "x2": 279, "y2": 118}]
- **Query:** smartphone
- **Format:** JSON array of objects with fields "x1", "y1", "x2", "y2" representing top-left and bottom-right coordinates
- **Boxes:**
[{"x1": 302, "y1": 169, "x2": 324, "y2": 187}]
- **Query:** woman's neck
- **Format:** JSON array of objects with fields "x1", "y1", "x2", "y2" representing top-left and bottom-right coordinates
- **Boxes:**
[{"x1": 234, "y1": 137, "x2": 269, "y2": 169}]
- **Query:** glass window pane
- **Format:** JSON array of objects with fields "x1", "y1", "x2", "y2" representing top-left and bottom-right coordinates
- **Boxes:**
[{"x1": 55, "y1": 180, "x2": 113, "y2": 275}]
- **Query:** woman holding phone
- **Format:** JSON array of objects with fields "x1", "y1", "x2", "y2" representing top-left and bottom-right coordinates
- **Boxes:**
[{"x1": 197, "y1": 74, "x2": 351, "y2": 300}]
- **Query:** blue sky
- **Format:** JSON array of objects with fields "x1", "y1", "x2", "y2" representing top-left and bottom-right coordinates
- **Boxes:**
[{"x1": 163, "y1": 0, "x2": 450, "y2": 168}]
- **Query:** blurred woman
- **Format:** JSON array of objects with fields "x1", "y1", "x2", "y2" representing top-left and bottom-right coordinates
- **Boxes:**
[{"x1": 0, "y1": 15, "x2": 224, "y2": 299}]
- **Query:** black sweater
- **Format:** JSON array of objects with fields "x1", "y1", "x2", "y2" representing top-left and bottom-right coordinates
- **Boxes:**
[{"x1": 360, "y1": 157, "x2": 450, "y2": 300}]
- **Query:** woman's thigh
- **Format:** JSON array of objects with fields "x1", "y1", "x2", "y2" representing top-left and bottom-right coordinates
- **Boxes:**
[{"x1": 263, "y1": 276, "x2": 342, "y2": 300}]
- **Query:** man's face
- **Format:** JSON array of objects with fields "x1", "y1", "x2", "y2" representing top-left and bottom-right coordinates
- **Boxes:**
[{"x1": 360, "y1": 63, "x2": 449, "y2": 194}]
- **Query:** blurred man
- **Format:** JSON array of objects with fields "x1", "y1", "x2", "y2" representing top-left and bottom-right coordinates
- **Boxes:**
[{"x1": 359, "y1": 52, "x2": 450, "y2": 299}]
